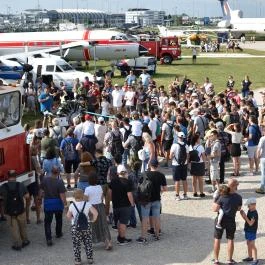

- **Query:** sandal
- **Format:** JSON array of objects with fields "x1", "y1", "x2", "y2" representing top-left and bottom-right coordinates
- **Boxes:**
[
  {"x1": 105, "y1": 245, "x2": 113, "y2": 251},
  {"x1": 227, "y1": 259, "x2": 236, "y2": 264},
  {"x1": 213, "y1": 260, "x2": 220, "y2": 265}
]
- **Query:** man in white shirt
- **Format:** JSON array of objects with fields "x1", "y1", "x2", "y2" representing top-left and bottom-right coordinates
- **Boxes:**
[
  {"x1": 170, "y1": 132, "x2": 189, "y2": 201},
  {"x1": 112, "y1": 84, "x2": 124, "y2": 114},
  {"x1": 139, "y1": 70, "x2": 150, "y2": 89},
  {"x1": 124, "y1": 86, "x2": 136, "y2": 112},
  {"x1": 73, "y1": 116, "x2": 84, "y2": 141},
  {"x1": 203, "y1": 77, "x2": 214, "y2": 95},
  {"x1": 130, "y1": 112, "x2": 142, "y2": 137},
  {"x1": 82, "y1": 114, "x2": 95, "y2": 136},
  {"x1": 148, "y1": 112, "x2": 157, "y2": 142}
]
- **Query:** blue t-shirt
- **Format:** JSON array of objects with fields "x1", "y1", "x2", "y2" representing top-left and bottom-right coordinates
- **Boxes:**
[
  {"x1": 248, "y1": 125, "x2": 260, "y2": 147},
  {"x1": 38, "y1": 92, "x2": 53, "y2": 112},
  {"x1": 43, "y1": 158, "x2": 64, "y2": 177},
  {"x1": 244, "y1": 210, "x2": 258, "y2": 233},
  {"x1": 126, "y1": 75, "x2": 136, "y2": 85}
]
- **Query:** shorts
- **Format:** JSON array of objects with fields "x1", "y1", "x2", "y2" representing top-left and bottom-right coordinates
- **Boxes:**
[
  {"x1": 141, "y1": 201, "x2": 161, "y2": 218},
  {"x1": 214, "y1": 218, "x2": 236, "y2": 240},
  {"x1": 210, "y1": 163, "x2": 219, "y2": 181},
  {"x1": 163, "y1": 139, "x2": 173, "y2": 151},
  {"x1": 113, "y1": 206, "x2": 131, "y2": 225},
  {"x1": 27, "y1": 182, "x2": 39, "y2": 197},
  {"x1": 247, "y1": 146, "x2": 257, "y2": 159},
  {"x1": 190, "y1": 162, "x2": 205, "y2": 176},
  {"x1": 231, "y1": 143, "x2": 241, "y2": 157},
  {"x1": 64, "y1": 160, "x2": 79, "y2": 174},
  {"x1": 245, "y1": 231, "x2": 256, "y2": 241},
  {"x1": 172, "y1": 165, "x2": 188, "y2": 181}
]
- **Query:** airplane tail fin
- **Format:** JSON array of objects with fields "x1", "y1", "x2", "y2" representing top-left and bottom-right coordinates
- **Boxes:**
[{"x1": 219, "y1": 0, "x2": 232, "y2": 19}]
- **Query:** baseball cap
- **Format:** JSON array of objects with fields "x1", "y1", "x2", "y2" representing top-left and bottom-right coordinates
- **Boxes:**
[
  {"x1": 114, "y1": 83, "x2": 119, "y2": 87},
  {"x1": 191, "y1": 92, "x2": 198, "y2": 97},
  {"x1": 117, "y1": 165, "x2": 127, "y2": 174},
  {"x1": 98, "y1": 117, "x2": 104, "y2": 123},
  {"x1": 178, "y1": 132, "x2": 185, "y2": 138},
  {"x1": 150, "y1": 159, "x2": 159, "y2": 167},
  {"x1": 245, "y1": 197, "x2": 256, "y2": 206},
  {"x1": 85, "y1": 114, "x2": 92, "y2": 121}
]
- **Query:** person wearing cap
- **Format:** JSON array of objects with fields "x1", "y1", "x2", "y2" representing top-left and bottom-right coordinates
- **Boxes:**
[
  {"x1": 240, "y1": 198, "x2": 258, "y2": 265},
  {"x1": 112, "y1": 84, "x2": 124, "y2": 114},
  {"x1": 0, "y1": 170, "x2": 30, "y2": 251},
  {"x1": 95, "y1": 117, "x2": 108, "y2": 151},
  {"x1": 170, "y1": 131, "x2": 189, "y2": 201},
  {"x1": 108, "y1": 165, "x2": 134, "y2": 245},
  {"x1": 82, "y1": 114, "x2": 95, "y2": 137},
  {"x1": 212, "y1": 178, "x2": 242, "y2": 265},
  {"x1": 136, "y1": 159, "x2": 167, "y2": 244}
]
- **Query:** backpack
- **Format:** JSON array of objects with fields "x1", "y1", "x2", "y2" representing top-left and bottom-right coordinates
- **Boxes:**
[
  {"x1": 165, "y1": 122, "x2": 174, "y2": 140},
  {"x1": 73, "y1": 202, "x2": 89, "y2": 231},
  {"x1": 63, "y1": 139, "x2": 76, "y2": 161},
  {"x1": 175, "y1": 143, "x2": 187, "y2": 165},
  {"x1": 110, "y1": 132, "x2": 124, "y2": 156},
  {"x1": 189, "y1": 145, "x2": 200, "y2": 163},
  {"x1": 252, "y1": 125, "x2": 261, "y2": 145},
  {"x1": 137, "y1": 172, "x2": 153, "y2": 205},
  {"x1": 3, "y1": 183, "x2": 24, "y2": 216},
  {"x1": 131, "y1": 135, "x2": 144, "y2": 156},
  {"x1": 52, "y1": 127, "x2": 63, "y2": 146},
  {"x1": 123, "y1": 125, "x2": 132, "y2": 143}
]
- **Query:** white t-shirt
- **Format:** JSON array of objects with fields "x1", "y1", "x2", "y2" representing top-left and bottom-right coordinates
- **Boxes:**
[
  {"x1": 101, "y1": 101, "x2": 110, "y2": 116},
  {"x1": 74, "y1": 122, "x2": 84, "y2": 141},
  {"x1": 170, "y1": 142, "x2": 189, "y2": 166},
  {"x1": 189, "y1": 144, "x2": 205, "y2": 163},
  {"x1": 83, "y1": 121, "x2": 95, "y2": 136},
  {"x1": 68, "y1": 200, "x2": 92, "y2": 225},
  {"x1": 159, "y1": 96, "x2": 169, "y2": 109},
  {"x1": 125, "y1": 91, "x2": 135, "y2": 106},
  {"x1": 112, "y1": 89, "x2": 124, "y2": 108},
  {"x1": 95, "y1": 124, "x2": 108, "y2": 144},
  {"x1": 224, "y1": 129, "x2": 242, "y2": 144},
  {"x1": 84, "y1": 185, "x2": 103, "y2": 205},
  {"x1": 130, "y1": 120, "x2": 143, "y2": 137},
  {"x1": 204, "y1": 82, "x2": 214, "y2": 95},
  {"x1": 148, "y1": 119, "x2": 157, "y2": 141}
]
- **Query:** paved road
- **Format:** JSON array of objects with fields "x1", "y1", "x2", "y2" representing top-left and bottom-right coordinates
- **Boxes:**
[{"x1": 1, "y1": 153, "x2": 265, "y2": 265}]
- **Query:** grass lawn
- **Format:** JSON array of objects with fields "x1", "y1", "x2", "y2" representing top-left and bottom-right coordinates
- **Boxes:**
[{"x1": 22, "y1": 52, "x2": 265, "y2": 126}]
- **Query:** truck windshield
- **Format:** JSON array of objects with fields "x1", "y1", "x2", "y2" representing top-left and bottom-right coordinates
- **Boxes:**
[
  {"x1": 0, "y1": 91, "x2": 20, "y2": 128},
  {"x1": 58, "y1": 64, "x2": 74, "y2": 72}
]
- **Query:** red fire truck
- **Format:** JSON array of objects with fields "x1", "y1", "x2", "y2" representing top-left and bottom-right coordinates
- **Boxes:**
[
  {"x1": 139, "y1": 36, "x2": 181, "y2": 64},
  {"x1": 0, "y1": 85, "x2": 35, "y2": 186}
]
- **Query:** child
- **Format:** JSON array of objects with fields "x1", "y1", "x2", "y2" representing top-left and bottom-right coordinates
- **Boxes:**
[
  {"x1": 240, "y1": 197, "x2": 259, "y2": 265},
  {"x1": 213, "y1": 185, "x2": 230, "y2": 229},
  {"x1": 67, "y1": 189, "x2": 98, "y2": 265}
]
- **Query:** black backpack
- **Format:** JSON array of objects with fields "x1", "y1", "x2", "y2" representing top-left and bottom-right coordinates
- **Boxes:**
[
  {"x1": 73, "y1": 202, "x2": 89, "y2": 231},
  {"x1": 189, "y1": 145, "x2": 200, "y2": 163},
  {"x1": 131, "y1": 135, "x2": 144, "y2": 155},
  {"x1": 137, "y1": 172, "x2": 153, "y2": 205},
  {"x1": 4, "y1": 183, "x2": 24, "y2": 216},
  {"x1": 110, "y1": 132, "x2": 124, "y2": 156},
  {"x1": 52, "y1": 127, "x2": 63, "y2": 146},
  {"x1": 123, "y1": 125, "x2": 132, "y2": 143},
  {"x1": 176, "y1": 143, "x2": 187, "y2": 165}
]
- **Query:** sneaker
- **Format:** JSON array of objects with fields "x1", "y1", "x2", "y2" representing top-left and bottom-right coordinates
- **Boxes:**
[
  {"x1": 242, "y1": 257, "x2": 253, "y2": 262},
  {"x1": 182, "y1": 194, "x2": 188, "y2": 200},
  {"x1": 226, "y1": 259, "x2": 236, "y2": 264},
  {"x1": 193, "y1": 193, "x2": 198, "y2": 197},
  {"x1": 127, "y1": 224, "x2": 136, "y2": 228},
  {"x1": 67, "y1": 185, "x2": 71, "y2": 190},
  {"x1": 11, "y1": 245, "x2": 22, "y2": 251},
  {"x1": 255, "y1": 188, "x2": 265, "y2": 194},
  {"x1": 153, "y1": 236, "x2": 160, "y2": 241},
  {"x1": 46, "y1": 240, "x2": 53, "y2": 246},
  {"x1": 136, "y1": 237, "x2": 147, "y2": 244},
  {"x1": 117, "y1": 237, "x2": 132, "y2": 245},
  {"x1": 56, "y1": 233, "x2": 63, "y2": 238},
  {"x1": 175, "y1": 195, "x2": 181, "y2": 201},
  {"x1": 200, "y1": 193, "x2": 206, "y2": 198},
  {"x1": 251, "y1": 260, "x2": 259, "y2": 265},
  {"x1": 147, "y1": 228, "x2": 155, "y2": 235},
  {"x1": 250, "y1": 172, "x2": 255, "y2": 176},
  {"x1": 205, "y1": 179, "x2": 211, "y2": 184},
  {"x1": 22, "y1": 240, "x2": 30, "y2": 248},
  {"x1": 215, "y1": 224, "x2": 222, "y2": 230}
]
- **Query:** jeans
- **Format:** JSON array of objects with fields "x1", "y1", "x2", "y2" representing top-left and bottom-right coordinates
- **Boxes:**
[
  {"x1": 260, "y1": 158, "x2": 265, "y2": 189},
  {"x1": 77, "y1": 181, "x2": 89, "y2": 192},
  {"x1": 242, "y1": 90, "x2": 249, "y2": 98},
  {"x1": 122, "y1": 149, "x2": 130, "y2": 166},
  {"x1": 219, "y1": 156, "x2": 225, "y2": 184},
  {"x1": 44, "y1": 210, "x2": 63, "y2": 241},
  {"x1": 129, "y1": 203, "x2": 142, "y2": 226}
]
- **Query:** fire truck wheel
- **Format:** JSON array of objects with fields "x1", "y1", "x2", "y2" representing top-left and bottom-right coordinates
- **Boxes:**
[{"x1": 163, "y1": 55, "x2": 173, "y2": 64}]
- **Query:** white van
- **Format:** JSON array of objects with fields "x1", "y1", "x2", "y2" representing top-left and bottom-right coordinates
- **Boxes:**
[{"x1": 21, "y1": 54, "x2": 93, "y2": 88}]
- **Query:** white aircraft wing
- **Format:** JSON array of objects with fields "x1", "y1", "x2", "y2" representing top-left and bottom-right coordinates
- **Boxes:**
[{"x1": 0, "y1": 41, "x2": 91, "y2": 64}]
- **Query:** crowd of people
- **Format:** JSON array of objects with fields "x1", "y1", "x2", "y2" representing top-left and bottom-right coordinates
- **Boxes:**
[{"x1": 1, "y1": 69, "x2": 264, "y2": 265}]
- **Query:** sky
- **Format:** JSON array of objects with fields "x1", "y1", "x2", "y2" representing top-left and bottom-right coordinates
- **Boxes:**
[{"x1": 2, "y1": 0, "x2": 265, "y2": 18}]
